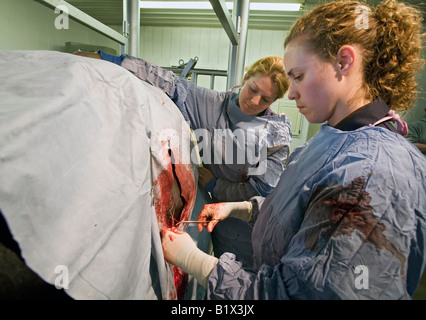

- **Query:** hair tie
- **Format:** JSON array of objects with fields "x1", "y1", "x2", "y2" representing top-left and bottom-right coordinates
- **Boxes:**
[{"x1": 369, "y1": 110, "x2": 408, "y2": 135}]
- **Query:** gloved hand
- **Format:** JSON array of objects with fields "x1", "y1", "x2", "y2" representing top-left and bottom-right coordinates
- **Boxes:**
[
  {"x1": 197, "y1": 201, "x2": 253, "y2": 232},
  {"x1": 161, "y1": 228, "x2": 218, "y2": 288}
]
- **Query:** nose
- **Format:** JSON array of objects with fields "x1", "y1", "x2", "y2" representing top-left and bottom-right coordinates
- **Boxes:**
[
  {"x1": 287, "y1": 84, "x2": 299, "y2": 101},
  {"x1": 251, "y1": 95, "x2": 261, "y2": 105}
]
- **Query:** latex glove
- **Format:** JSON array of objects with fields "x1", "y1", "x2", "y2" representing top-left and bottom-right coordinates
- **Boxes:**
[
  {"x1": 197, "y1": 201, "x2": 253, "y2": 232},
  {"x1": 161, "y1": 228, "x2": 218, "y2": 288}
]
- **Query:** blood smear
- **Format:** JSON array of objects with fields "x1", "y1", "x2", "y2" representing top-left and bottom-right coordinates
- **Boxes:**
[
  {"x1": 152, "y1": 146, "x2": 196, "y2": 299},
  {"x1": 173, "y1": 266, "x2": 187, "y2": 300}
]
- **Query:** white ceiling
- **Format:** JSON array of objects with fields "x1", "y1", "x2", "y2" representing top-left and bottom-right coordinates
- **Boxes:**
[
  {"x1": 67, "y1": 0, "x2": 303, "y2": 30},
  {"x1": 66, "y1": 0, "x2": 425, "y2": 31}
]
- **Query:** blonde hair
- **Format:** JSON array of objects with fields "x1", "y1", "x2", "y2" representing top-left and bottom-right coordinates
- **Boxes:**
[
  {"x1": 284, "y1": 0, "x2": 424, "y2": 112},
  {"x1": 244, "y1": 56, "x2": 289, "y2": 100}
]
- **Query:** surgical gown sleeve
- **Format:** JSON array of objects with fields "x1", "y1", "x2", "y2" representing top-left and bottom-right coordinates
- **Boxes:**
[
  {"x1": 120, "y1": 56, "x2": 176, "y2": 97},
  {"x1": 207, "y1": 151, "x2": 426, "y2": 300},
  {"x1": 212, "y1": 178, "x2": 258, "y2": 202},
  {"x1": 119, "y1": 56, "x2": 223, "y2": 127},
  {"x1": 248, "y1": 143, "x2": 289, "y2": 197},
  {"x1": 212, "y1": 145, "x2": 288, "y2": 201}
]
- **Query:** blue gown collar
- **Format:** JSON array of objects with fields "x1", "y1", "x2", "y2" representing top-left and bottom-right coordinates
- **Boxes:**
[{"x1": 334, "y1": 99, "x2": 399, "y2": 133}]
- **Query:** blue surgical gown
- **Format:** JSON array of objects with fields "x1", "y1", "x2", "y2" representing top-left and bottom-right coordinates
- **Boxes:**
[
  {"x1": 207, "y1": 123, "x2": 426, "y2": 299},
  {"x1": 117, "y1": 55, "x2": 292, "y2": 202}
]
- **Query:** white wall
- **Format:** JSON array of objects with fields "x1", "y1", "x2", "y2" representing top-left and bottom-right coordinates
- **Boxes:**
[
  {"x1": 140, "y1": 26, "x2": 229, "y2": 70},
  {"x1": 139, "y1": 26, "x2": 288, "y2": 92},
  {"x1": 0, "y1": 0, "x2": 317, "y2": 150},
  {"x1": 0, "y1": 0, "x2": 121, "y2": 53},
  {"x1": 137, "y1": 25, "x2": 312, "y2": 151}
]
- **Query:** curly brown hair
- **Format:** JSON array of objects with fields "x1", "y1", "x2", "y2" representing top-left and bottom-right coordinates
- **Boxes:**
[{"x1": 284, "y1": 0, "x2": 424, "y2": 112}]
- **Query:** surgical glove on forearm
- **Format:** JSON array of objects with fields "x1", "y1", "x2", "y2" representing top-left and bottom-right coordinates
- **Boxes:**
[
  {"x1": 198, "y1": 201, "x2": 253, "y2": 232},
  {"x1": 162, "y1": 229, "x2": 218, "y2": 288},
  {"x1": 228, "y1": 201, "x2": 253, "y2": 221}
]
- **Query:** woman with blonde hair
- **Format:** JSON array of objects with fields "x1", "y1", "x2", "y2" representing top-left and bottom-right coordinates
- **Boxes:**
[
  {"x1": 77, "y1": 51, "x2": 293, "y2": 271},
  {"x1": 162, "y1": 0, "x2": 426, "y2": 299},
  {"x1": 77, "y1": 51, "x2": 292, "y2": 202}
]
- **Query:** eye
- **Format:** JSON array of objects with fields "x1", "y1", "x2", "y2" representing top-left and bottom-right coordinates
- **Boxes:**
[{"x1": 294, "y1": 74, "x2": 303, "y2": 82}]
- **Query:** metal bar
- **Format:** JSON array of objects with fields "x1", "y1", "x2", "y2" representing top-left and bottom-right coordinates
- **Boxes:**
[
  {"x1": 179, "y1": 58, "x2": 198, "y2": 78},
  {"x1": 208, "y1": 0, "x2": 239, "y2": 45},
  {"x1": 227, "y1": 44, "x2": 237, "y2": 89},
  {"x1": 227, "y1": 0, "x2": 240, "y2": 89},
  {"x1": 35, "y1": 0, "x2": 128, "y2": 45},
  {"x1": 210, "y1": 75, "x2": 216, "y2": 89},
  {"x1": 120, "y1": 44, "x2": 126, "y2": 55},
  {"x1": 234, "y1": 0, "x2": 250, "y2": 86},
  {"x1": 164, "y1": 68, "x2": 228, "y2": 77},
  {"x1": 125, "y1": 0, "x2": 140, "y2": 57}
]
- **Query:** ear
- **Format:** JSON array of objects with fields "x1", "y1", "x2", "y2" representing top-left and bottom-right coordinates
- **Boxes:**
[
  {"x1": 242, "y1": 73, "x2": 248, "y2": 85},
  {"x1": 336, "y1": 45, "x2": 356, "y2": 76}
]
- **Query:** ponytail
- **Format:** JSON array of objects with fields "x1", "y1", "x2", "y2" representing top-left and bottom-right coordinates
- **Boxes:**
[
  {"x1": 285, "y1": 0, "x2": 424, "y2": 112},
  {"x1": 369, "y1": 0, "x2": 424, "y2": 112}
]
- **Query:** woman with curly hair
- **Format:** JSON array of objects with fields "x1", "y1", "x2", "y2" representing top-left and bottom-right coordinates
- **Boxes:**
[{"x1": 162, "y1": 0, "x2": 426, "y2": 299}]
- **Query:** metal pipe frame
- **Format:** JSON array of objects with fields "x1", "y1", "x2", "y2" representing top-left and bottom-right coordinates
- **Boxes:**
[
  {"x1": 124, "y1": 0, "x2": 140, "y2": 57},
  {"x1": 226, "y1": 0, "x2": 250, "y2": 88},
  {"x1": 165, "y1": 67, "x2": 228, "y2": 90},
  {"x1": 227, "y1": 0, "x2": 240, "y2": 89},
  {"x1": 35, "y1": 0, "x2": 128, "y2": 47},
  {"x1": 234, "y1": 0, "x2": 250, "y2": 86},
  {"x1": 208, "y1": 0, "x2": 239, "y2": 46}
]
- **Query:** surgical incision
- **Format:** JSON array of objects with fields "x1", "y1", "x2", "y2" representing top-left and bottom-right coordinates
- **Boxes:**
[
  {"x1": 153, "y1": 147, "x2": 195, "y2": 230},
  {"x1": 152, "y1": 146, "x2": 196, "y2": 299},
  {"x1": 167, "y1": 160, "x2": 185, "y2": 225}
]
